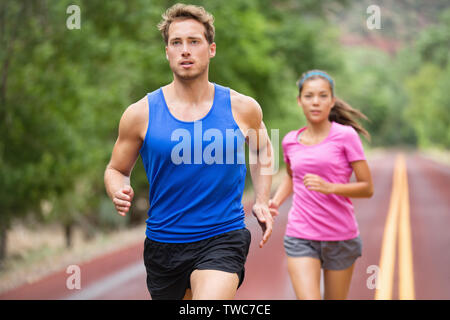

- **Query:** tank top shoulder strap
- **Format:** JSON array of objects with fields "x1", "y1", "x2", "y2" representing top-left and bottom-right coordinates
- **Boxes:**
[
  {"x1": 146, "y1": 88, "x2": 163, "y2": 120},
  {"x1": 212, "y1": 83, "x2": 230, "y2": 110},
  {"x1": 209, "y1": 83, "x2": 237, "y2": 126}
]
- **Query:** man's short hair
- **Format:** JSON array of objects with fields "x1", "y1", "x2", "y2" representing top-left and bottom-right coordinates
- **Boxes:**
[{"x1": 157, "y1": 3, "x2": 215, "y2": 45}]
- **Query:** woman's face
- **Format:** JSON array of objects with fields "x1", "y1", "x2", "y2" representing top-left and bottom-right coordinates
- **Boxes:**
[{"x1": 298, "y1": 78, "x2": 336, "y2": 124}]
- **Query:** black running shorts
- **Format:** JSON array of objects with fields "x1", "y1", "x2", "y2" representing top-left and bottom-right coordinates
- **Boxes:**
[{"x1": 143, "y1": 228, "x2": 251, "y2": 300}]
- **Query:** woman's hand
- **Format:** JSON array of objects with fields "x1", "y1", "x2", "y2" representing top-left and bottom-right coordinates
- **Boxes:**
[
  {"x1": 268, "y1": 199, "x2": 280, "y2": 217},
  {"x1": 303, "y1": 174, "x2": 334, "y2": 195},
  {"x1": 303, "y1": 161, "x2": 373, "y2": 198}
]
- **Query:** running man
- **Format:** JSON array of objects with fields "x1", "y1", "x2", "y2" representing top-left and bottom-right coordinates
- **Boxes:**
[
  {"x1": 104, "y1": 4, "x2": 274, "y2": 300},
  {"x1": 269, "y1": 70, "x2": 373, "y2": 300}
]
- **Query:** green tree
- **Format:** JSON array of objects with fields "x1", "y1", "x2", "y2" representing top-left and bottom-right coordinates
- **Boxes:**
[{"x1": 402, "y1": 9, "x2": 450, "y2": 149}]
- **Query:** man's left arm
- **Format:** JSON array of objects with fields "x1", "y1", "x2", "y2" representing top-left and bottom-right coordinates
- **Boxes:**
[{"x1": 239, "y1": 96, "x2": 274, "y2": 248}]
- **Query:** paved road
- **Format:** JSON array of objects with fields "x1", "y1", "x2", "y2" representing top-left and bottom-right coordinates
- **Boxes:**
[{"x1": 1, "y1": 151, "x2": 449, "y2": 300}]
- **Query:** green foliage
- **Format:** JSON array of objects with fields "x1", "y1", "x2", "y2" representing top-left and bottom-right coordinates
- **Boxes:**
[
  {"x1": 335, "y1": 47, "x2": 417, "y2": 146},
  {"x1": 405, "y1": 64, "x2": 450, "y2": 148},
  {"x1": 415, "y1": 9, "x2": 450, "y2": 68},
  {"x1": 401, "y1": 8, "x2": 450, "y2": 148}
]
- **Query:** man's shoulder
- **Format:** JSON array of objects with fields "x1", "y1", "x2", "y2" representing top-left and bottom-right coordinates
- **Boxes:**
[
  {"x1": 229, "y1": 89, "x2": 262, "y2": 120},
  {"x1": 120, "y1": 95, "x2": 148, "y2": 133},
  {"x1": 229, "y1": 88, "x2": 259, "y2": 107}
]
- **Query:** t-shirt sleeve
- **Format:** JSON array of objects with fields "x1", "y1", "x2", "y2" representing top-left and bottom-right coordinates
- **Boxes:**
[
  {"x1": 344, "y1": 127, "x2": 366, "y2": 162},
  {"x1": 282, "y1": 134, "x2": 291, "y2": 166}
]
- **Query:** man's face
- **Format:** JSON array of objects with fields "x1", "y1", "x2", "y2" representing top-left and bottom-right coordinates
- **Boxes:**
[{"x1": 165, "y1": 18, "x2": 216, "y2": 81}]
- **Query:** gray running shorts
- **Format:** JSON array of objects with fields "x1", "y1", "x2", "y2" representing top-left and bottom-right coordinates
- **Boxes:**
[{"x1": 284, "y1": 235, "x2": 362, "y2": 270}]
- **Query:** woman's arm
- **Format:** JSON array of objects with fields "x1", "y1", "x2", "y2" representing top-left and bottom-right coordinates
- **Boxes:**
[
  {"x1": 303, "y1": 160, "x2": 373, "y2": 198},
  {"x1": 269, "y1": 163, "x2": 294, "y2": 216}
]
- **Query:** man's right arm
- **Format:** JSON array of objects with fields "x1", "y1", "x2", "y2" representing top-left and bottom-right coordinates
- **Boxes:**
[{"x1": 104, "y1": 97, "x2": 148, "y2": 216}]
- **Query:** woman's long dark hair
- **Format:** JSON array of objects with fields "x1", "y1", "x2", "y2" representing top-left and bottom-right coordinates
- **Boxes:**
[{"x1": 297, "y1": 69, "x2": 371, "y2": 141}]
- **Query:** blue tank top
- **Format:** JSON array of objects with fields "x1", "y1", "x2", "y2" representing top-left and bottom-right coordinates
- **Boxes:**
[{"x1": 139, "y1": 83, "x2": 247, "y2": 243}]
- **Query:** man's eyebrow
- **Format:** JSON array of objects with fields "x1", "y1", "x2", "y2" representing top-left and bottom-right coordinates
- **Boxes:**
[{"x1": 169, "y1": 35, "x2": 203, "y2": 40}]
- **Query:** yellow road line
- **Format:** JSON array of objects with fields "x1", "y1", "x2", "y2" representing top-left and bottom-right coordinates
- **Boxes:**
[
  {"x1": 398, "y1": 155, "x2": 415, "y2": 299},
  {"x1": 375, "y1": 154, "x2": 415, "y2": 300},
  {"x1": 375, "y1": 155, "x2": 402, "y2": 300}
]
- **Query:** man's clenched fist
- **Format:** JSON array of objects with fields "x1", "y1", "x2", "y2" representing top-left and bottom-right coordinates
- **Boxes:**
[{"x1": 113, "y1": 185, "x2": 134, "y2": 216}]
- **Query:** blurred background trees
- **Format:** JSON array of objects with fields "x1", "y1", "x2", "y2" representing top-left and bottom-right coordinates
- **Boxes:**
[{"x1": 0, "y1": 0, "x2": 448, "y2": 265}]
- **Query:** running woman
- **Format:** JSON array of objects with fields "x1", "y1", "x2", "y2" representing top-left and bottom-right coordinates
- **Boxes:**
[
  {"x1": 104, "y1": 4, "x2": 274, "y2": 300},
  {"x1": 269, "y1": 70, "x2": 373, "y2": 300}
]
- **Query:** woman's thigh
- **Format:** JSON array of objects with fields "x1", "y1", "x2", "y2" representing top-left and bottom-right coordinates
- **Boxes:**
[
  {"x1": 287, "y1": 256, "x2": 322, "y2": 300},
  {"x1": 323, "y1": 263, "x2": 356, "y2": 300}
]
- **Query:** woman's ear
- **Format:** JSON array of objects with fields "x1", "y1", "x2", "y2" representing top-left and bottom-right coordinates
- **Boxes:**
[
  {"x1": 297, "y1": 95, "x2": 302, "y2": 107},
  {"x1": 330, "y1": 96, "x2": 336, "y2": 109}
]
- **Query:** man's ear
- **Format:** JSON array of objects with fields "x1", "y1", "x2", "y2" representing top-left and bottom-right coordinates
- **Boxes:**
[
  {"x1": 165, "y1": 46, "x2": 169, "y2": 60},
  {"x1": 209, "y1": 42, "x2": 216, "y2": 58}
]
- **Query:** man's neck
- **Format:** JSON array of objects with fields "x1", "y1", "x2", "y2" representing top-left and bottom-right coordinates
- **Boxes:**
[{"x1": 169, "y1": 74, "x2": 213, "y2": 106}]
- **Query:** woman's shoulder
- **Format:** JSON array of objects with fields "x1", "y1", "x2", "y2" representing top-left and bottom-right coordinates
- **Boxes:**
[
  {"x1": 332, "y1": 122, "x2": 359, "y2": 139},
  {"x1": 282, "y1": 129, "x2": 301, "y2": 145}
]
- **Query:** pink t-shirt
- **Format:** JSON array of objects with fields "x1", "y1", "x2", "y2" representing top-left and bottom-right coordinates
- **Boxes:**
[{"x1": 282, "y1": 121, "x2": 366, "y2": 241}]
